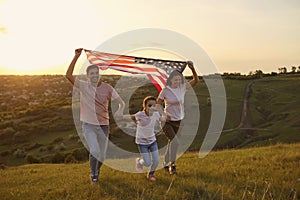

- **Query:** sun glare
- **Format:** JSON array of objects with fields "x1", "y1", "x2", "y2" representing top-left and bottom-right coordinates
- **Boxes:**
[{"x1": 0, "y1": 0, "x2": 101, "y2": 75}]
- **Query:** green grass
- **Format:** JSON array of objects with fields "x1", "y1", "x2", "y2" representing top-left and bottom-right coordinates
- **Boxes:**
[
  {"x1": 1, "y1": 74, "x2": 300, "y2": 166},
  {"x1": 222, "y1": 79, "x2": 251, "y2": 129},
  {"x1": 0, "y1": 143, "x2": 299, "y2": 200},
  {"x1": 246, "y1": 75, "x2": 300, "y2": 147}
]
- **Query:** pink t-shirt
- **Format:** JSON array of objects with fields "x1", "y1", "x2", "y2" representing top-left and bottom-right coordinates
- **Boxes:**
[
  {"x1": 79, "y1": 80, "x2": 120, "y2": 125},
  {"x1": 158, "y1": 83, "x2": 186, "y2": 121},
  {"x1": 134, "y1": 111, "x2": 160, "y2": 145}
]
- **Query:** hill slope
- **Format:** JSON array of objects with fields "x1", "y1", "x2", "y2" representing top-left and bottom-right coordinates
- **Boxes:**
[
  {"x1": 208, "y1": 74, "x2": 300, "y2": 149},
  {"x1": 0, "y1": 143, "x2": 299, "y2": 200},
  {"x1": 0, "y1": 74, "x2": 299, "y2": 166}
]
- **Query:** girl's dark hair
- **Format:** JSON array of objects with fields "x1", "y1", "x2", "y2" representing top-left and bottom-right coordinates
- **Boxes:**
[
  {"x1": 86, "y1": 64, "x2": 99, "y2": 74},
  {"x1": 166, "y1": 70, "x2": 184, "y2": 86},
  {"x1": 142, "y1": 96, "x2": 156, "y2": 111}
]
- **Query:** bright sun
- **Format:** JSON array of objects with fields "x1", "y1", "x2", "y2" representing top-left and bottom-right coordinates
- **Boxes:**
[{"x1": 0, "y1": 0, "x2": 99, "y2": 75}]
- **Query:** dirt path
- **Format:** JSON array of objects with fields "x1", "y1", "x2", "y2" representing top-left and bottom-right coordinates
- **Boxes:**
[
  {"x1": 237, "y1": 81, "x2": 253, "y2": 129},
  {"x1": 222, "y1": 80, "x2": 267, "y2": 133}
]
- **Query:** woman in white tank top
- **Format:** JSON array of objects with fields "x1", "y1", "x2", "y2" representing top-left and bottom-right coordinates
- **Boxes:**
[{"x1": 157, "y1": 61, "x2": 199, "y2": 175}]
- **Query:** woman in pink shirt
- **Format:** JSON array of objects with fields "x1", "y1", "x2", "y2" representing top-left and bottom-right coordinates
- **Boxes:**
[{"x1": 157, "y1": 61, "x2": 199, "y2": 175}]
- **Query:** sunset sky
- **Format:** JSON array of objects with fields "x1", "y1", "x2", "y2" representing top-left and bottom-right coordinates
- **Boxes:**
[{"x1": 0, "y1": 0, "x2": 299, "y2": 75}]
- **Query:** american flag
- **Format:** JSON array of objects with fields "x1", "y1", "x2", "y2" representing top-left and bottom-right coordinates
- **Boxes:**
[{"x1": 84, "y1": 49, "x2": 187, "y2": 92}]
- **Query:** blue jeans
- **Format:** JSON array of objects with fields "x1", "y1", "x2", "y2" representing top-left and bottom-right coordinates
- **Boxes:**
[
  {"x1": 138, "y1": 141, "x2": 159, "y2": 175},
  {"x1": 82, "y1": 122, "x2": 109, "y2": 177}
]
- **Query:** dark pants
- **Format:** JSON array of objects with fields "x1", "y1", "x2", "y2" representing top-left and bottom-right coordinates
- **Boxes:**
[{"x1": 162, "y1": 120, "x2": 182, "y2": 165}]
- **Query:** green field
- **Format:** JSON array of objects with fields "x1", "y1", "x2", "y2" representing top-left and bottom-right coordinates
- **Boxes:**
[
  {"x1": 0, "y1": 143, "x2": 299, "y2": 200},
  {"x1": 0, "y1": 74, "x2": 299, "y2": 166}
]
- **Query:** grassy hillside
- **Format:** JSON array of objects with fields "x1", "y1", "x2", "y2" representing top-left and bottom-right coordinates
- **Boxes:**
[
  {"x1": 0, "y1": 143, "x2": 299, "y2": 200},
  {"x1": 248, "y1": 75, "x2": 300, "y2": 146},
  {"x1": 214, "y1": 74, "x2": 300, "y2": 149},
  {"x1": 0, "y1": 74, "x2": 299, "y2": 166}
]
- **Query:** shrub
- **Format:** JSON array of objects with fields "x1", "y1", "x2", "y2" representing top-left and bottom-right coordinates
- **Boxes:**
[
  {"x1": 46, "y1": 145, "x2": 54, "y2": 151},
  {"x1": 52, "y1": 137, "x2": 64, "y2": 144},
  {"x1": 68, "y1": 134, "x2": 79, "y2": 141},
  {"x1": 0, "y1": 121, "x2": 13, "y2": 129},
  {"x1": 13, "y1": 149, "x2": 26, "y2": 158},
  {"x1": 39, "y1": 147, "x2": 47, "y2": 152},
  {"x1": 64, "y1": 154, "x2": 78, "y2": 164},
  {"x1": 71, "y1": 148, "x2": 88, "y2": 161},
  {"x1": 13, "y1": 132, "x2": 28, "y2": 143},
  {"x1": 1, "y1": 127, "x2": 15, "y2": 135},
  {"x1": 0, "y1": 151, "x2": 10, "y2": 157},
  {"x1": 26, "y1": 154, "x2": 40, "y2": 164},
  {"x1": 54, "y1": 143, "x2": 66, "y2": 151},
  {"x1": 39, "y1": 155, "x2": 53, "y2": 163},
  {"x1": 25, "y1": 143, "x2": 43, "y2": 151},
  {"x1": 0, "y1": 127, "x2": 15, "y2": 140},
  {"x1": 51, "y1": 152, "x2": 64, "y2": 163},
  {"x1": 0, "y1": 164, "x2": 7, "y2": 170}
]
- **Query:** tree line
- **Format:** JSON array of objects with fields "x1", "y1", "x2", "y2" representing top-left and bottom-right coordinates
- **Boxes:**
[{"x1": 221, "y1": 65, "x2": 300, "y2": 80}]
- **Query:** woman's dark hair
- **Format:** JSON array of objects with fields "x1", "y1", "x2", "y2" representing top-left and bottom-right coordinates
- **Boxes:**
[
  {"x1": 166, "y1": 70, "x2": 184, "y2": 86},
  {"x1": 142, "y1": 96, "x2": 156, "y2": 111},
  {"x1": 86, "y1": 64, "x2": 99, "y2": 74}
]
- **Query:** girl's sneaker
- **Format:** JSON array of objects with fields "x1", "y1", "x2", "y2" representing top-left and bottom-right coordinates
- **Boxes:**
[
  {"x1": 135, "y1": 158, "x2": 143, "y2": 173},
  {"x1": 147, "y1": 174, "x2": 156, "y2": 181}
]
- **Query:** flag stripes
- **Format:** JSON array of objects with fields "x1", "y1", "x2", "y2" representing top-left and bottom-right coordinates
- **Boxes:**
[{"x1": 84, "y1": 49, "x2": 187, "y2": 92}]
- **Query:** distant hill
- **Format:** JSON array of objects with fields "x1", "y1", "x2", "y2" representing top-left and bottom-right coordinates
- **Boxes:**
[
  {"x1": 0, "y1": 74, "x2": 299, "y2": 166},
  {"x1": 214, "y1": 74, "x2": 300, "y2": 149},
  {"x1": 0, "y1": 143, "x2": 299, "y2": 200}
]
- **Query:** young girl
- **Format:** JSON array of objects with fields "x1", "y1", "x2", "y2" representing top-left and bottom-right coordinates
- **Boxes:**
[{"x1": 121, "y1": 96, "x2": 166, "y2": 181}]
